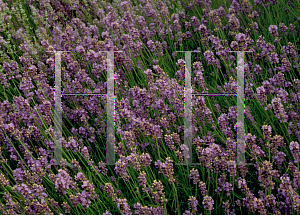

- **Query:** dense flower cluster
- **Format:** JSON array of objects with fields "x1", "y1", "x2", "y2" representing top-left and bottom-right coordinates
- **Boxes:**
[
  {"x1": 0, "y1": 0, "x2": 299, "y2": 214},
  {"x1": 154, "y1": 157, "x2": 175, "y2": 184}
]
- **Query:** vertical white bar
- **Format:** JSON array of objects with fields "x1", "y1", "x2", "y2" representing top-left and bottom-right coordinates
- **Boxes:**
[
  {"x1": 236, "y1": 52, "x2": 246, "y2": 165},
  {"x1": 184, "y1": 51, "x2": 192, "y2": 165},
  {"x1": 106, "y1": 51, "x2": 115, "y2": 165},
  {"x1": 54, "y1": 51, "x2": 62, "y2": 165}
]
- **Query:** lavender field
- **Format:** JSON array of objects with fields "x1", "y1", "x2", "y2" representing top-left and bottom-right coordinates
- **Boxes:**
[{"x1": 0, "y1": 0, "x2": 300, "y2": 214}]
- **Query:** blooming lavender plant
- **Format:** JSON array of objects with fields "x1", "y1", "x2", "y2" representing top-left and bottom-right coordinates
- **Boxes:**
[{"x1": 0, "y1": 0, "x2": 300, "y2": 214}]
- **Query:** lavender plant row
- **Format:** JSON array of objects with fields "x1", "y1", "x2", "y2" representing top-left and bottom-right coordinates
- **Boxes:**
[{"x1": 0, "y1": 0, "x2": 300, "y2": 214}]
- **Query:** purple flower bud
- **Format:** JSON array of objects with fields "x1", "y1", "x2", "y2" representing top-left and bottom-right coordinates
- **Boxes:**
[
  {"x1": 188, "y1": 196, "x2": 198, "y2": 213},
  {"x1": 269, "y1": 25, "x2": 278, "y2": 37},
  {"x1": 203, "y1": 195, "x2": 214, "y2": 211},
  {"x1": 229, "y1": 15, "x2": 240, "y2": 31}
]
